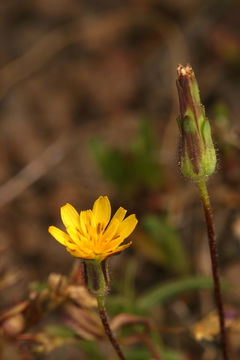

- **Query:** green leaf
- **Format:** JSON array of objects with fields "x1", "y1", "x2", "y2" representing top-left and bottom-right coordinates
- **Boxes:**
[
  {"x1": 131, "y1": 119, "x2": 162, "y2": 188},
  {"x1": 29, "y1": 280, "x2": 47, "y2": 292},
  {"x1": 89, "y1": 119, "x2": 162, "y2": 194},
  {"x1": 125, "y1": 343, "x2": 185, "y2": 359},
  {"x1": 89, "y1": 138, "x2": 128, "y2": 188},
  {"x1": 137, "y1": 276, "x2": 216, "y2": 311},
  {"x1": 125, "y1": 346, "x2": 150, "y2": 360},
  {"x1": 45, "y1": 325, "x2": 76, "y2": 338},
  {"x1": 160, "y1": 348, "x2": 185, "y2": 360},
  {"x1": 142, "y1": 215, "x2": 189, "y2": 274},
  {"x1": 78, "y1": 340, "x2": 104, "y2": 360},
  {"x1": 131, "y1": 118, "x2": 155, "y2": 157}
]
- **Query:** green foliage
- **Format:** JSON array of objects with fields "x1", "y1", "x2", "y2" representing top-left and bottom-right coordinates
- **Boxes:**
[
  {"x1": 45, "y1": 325, "x2": 76, "y2": 338},
  {"x1": 107, "y1": 275, "x2": 221, "y2": 316},
  {"x1": 78, "y1": 340, "x2": 105, "y2": 360},
  {"x1": 142, "y1": 215, "x2": 189, "y2": 274},
  {"x1": 160, "y1": 348, "x2": 185, "y2": 360},
  {"x1": 130, "y1": 119, "x2": 162, "y2": 189},
  {"x1": 125, "y1": 346, "x2": 151, "y2": 359},
  {"x1": 212, "y1": 102, "x2": 235, "y2": 152},
  {"x1": 212, "y1": 102, "x2": 230, "y2": 129},
  {"x1": 89, "y1": 119, "x2": 162, "y2": 195},
  {"x1": 137, "y1": 276, "x2": 216, "y2": 311},
  {"x1": 106, "y1": 261, "x2": 139, "y2": 315},
  {"x1": 29, "y1": 280, "x2": 47, "y2": 292},
  {"x1": 89, "y1": 137, "x2": 128, "y2": 188}
]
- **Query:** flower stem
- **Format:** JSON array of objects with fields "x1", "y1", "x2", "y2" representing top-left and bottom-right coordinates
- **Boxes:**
[
  {"x1": 198, "y1": 180, "x2": 229, "y2": 360},
  {"x1": 97, "y1": 295, "x2": 126, "y2": 360}
]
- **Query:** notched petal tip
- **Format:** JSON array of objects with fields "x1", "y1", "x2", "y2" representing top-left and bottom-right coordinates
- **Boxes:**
[
  {"x1": 112, "y1": 206, "x2": 127, "y2": 222},
  {"x1": 93, "y1": 195, "x2": 111, "y2": 229},
  {"x1": 117, "y1": 214, "x2": 138, "y2": 239}
]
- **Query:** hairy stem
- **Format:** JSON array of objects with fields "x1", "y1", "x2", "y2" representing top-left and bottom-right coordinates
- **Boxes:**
[
  {"x1": 97, "y1": 295, "x2": 126, "y2": 360},
  {"x1": 198, "y1": 180, "x2": 229, "y2": 360}
]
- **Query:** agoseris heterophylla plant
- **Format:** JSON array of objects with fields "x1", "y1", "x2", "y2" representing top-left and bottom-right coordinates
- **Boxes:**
[{"x1": 49, "y1": 196, "x2": 137, "y2": 360}]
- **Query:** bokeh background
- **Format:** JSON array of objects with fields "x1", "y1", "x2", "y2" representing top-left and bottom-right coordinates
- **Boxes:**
[{"x1": 0, "y1": 0, "x2": 240, "y2": 359}]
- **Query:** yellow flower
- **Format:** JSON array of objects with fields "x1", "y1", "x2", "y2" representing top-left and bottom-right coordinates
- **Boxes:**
[{"x1": 49, "y1": 196, "x2": 138, "y2": 261}]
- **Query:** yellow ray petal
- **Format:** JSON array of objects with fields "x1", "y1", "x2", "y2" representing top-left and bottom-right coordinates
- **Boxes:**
[
  {"x1": 103, "y1": 207, "x2": 126, "y2": 242},
  {"x1": 111, "y1": 207, "x2": 127, "y2": 222},
  {"x1": 80, "y1": 209, "x2": 95, "y2": 235},
  {"x1": 107, "y1": 241, "x2": 133, "y2": 255},
  {"x1": 61, "y1": 203, "x2": 79, "y2": 229},
  {"x1": 65, "y1": 238, "x2": 91, "y2": 255},
  {"x1": 48, "y1": 226, "x2": 70, "y2": 245},
  {"x1": 107, "y1": 236, "x2": 124, "y2": 250},
  {"x1": 115, "y1": 241, "x2": 132, "y2": 253},
  {"x1": 93, "y1": 196, "x2": 111, "y2": 229},
  {"x1": 79, "y1": 210, "x2": 87, "y2": 234},
  {"x1": 66, "y1": 226, "x2": 89, "y2": 246},
  {"x1": 102, "y1": 218, "x2": 120, "y2": 241},
  {"x1": 66, "y1": 247, "x2": 92, "y2": 259},
  {"x1": 66, "y1": 226, "x2": 78, "y2": 241},
  {"x1": 117, "y1": 214, "x2": 138, "y2": 239}
]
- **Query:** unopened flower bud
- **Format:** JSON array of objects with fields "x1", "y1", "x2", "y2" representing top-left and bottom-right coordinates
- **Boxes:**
[
  {"x1": 176, "y1": 64, "x2": 216, "y2": 181},
  {"x1": 83, "y1": 259, "x2": 110, "y2": 296}
]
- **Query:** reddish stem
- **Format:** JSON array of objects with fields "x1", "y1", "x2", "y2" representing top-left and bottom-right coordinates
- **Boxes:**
[
  {"x1": 198, "y1": 181, "x2": 229, "y2": 360},
  {"x1": 97, "y1": 295, "x2": 126, "y2": 360}
]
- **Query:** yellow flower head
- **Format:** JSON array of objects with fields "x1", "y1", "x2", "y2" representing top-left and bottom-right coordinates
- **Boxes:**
[{"x1": 49, "y1": 196, "x2": 138, "y2": 261}]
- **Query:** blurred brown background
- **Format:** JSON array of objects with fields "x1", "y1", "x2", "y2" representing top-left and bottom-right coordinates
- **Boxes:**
[{"x1": 0, "y1": 0, "x2": 239, "y2": 358}]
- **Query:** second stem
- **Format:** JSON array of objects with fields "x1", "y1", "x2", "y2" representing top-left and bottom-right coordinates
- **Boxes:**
[{"x1": 198, "y1": 180, "x2": 228, "y2": 360}]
